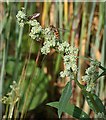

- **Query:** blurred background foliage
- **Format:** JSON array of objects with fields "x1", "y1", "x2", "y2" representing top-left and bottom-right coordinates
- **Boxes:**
[{"x1": 0, "y1": 2, "x2": 106, "y2": 119}]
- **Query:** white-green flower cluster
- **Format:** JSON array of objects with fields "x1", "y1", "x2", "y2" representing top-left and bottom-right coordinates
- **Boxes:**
[
  {"x1": 1, "y1": 81, "x2": 19, "y2": 104},
  {"x1": 58, "y1": 41, "x2": 78, "y2": 55},
  {"x1": 16, "y1": 10, "x2": 26, "y2": 27},
  {"x1": 82, "y1": 60, "x2": 100, "y2": 92},
  {"x1": 16, "y1": 9, "x2": 43, "y2": 41},
  {"x1": 90, "y1": 59, "x2": 101, "y2": 67},
  {"x1": 96, "y1": 112, "x2": 106, "y2": 119},
  {"x1": 29, "y1": 20, "x2": 42, "y2": 41},
  {"x1": 41, "y1": 27, "x2": 56, "y2": 55},
  {"x1": 59, "y1": 42, "x2": 78, "y2": 78},
  {"x1": 16, "y1": 9, "x2": 79, "y2": 80}
]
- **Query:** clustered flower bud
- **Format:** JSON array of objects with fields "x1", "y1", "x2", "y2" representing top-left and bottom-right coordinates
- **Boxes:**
[
  {"x1": 59, "y1": 43, "x2": 78, "y2": 79},
  {"x1": 82, "y1": 60, "x2": 100, "y2": 92},
  {"x1": 16, "y1": 10, "x2": 26, "y2": 27},
  {"x1": 41, "y1": 27, "x2": 56, "y2": 55},
  {"x1": 96, "y1": 112, "x2": 106, "y2": 119},
  {"x1": 29, "y1": 20, "x2": 43, "y2": 41}
]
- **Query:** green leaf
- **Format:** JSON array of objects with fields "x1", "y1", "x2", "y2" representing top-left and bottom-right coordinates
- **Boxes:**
[
  {"x1": 92, "y1": 94, "x2": 105, "y2": 113},
  {"x1": 58, "y1": 81, "x2": 72, "y2": 118},
  {"x1": 98, "y1": 71, "x2": 106, "y2": 78},
  {"x1": 82, "y1": 91, "x2": 105, "y2": 113},
  {"x1": 47, "y1": 102, "x2": 90, "y2": 120}
]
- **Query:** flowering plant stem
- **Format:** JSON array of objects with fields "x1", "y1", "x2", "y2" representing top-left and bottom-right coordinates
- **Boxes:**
[
  {"x1": 82, "y1": 90, "x2": 100, "y2": 113},
  {"x1": 72, "y1": 70, "x2": 101, "y2": 113}
]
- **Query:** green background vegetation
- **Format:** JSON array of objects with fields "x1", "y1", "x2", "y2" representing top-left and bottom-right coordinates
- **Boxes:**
[{"x1": 0, "y1": 2, "x2": 106, "y2": 119}]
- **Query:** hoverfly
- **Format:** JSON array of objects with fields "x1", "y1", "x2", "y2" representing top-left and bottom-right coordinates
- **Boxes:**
[
  {"x1": 50, "y1": 25, "x2": 60, "y2": 39},
  {"x1": 49, "y1": 25, "x2": 70, "y2": 40},
  {"x1": 27, "y1": 13, "x2": 40, "y2": 20},
  {"x1": 41, "y1": 25, "x2": 70, "y2": 64}
]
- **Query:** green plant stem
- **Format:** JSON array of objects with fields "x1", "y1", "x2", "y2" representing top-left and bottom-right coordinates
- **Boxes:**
[
  {"x1": 77, "y1": 3, "x2": 87, "y2": 81},
  {"x1": 0, "y1": 10, "x2": 12, "y2": 119},
  {"x1": 0, "y1": 46, "x2": 5, "y2": 94},
  {"x1": 82, "y1": 90, "x2": 100, "y2": 113},
  {"x1": 99, "y1": 65, "x2": 106, "y2": 71},
  {"x1": 71, "y1": 2, "x2": 81, "y2": 46},
  {"x1": 20, "y1": 40, "x2": 34, "y2": 118},
  {"x1": 8, "y1": 104, "x2": 14, "y2": 119},
  {"x1": 59, "y1": 1, "x2": 63, "y2": 41},
  {"x1": 71, "y1": 31, "x2": 75, "y2": 46},
  {"x1": 73, "y1": 69, "x2": 100, "y2": 113},
  {"x1": 72, "y1": 70, "x2": 83, "y2": 89},
  {"x1": 14, "y1": 100, "x2": 20, "y2": 119},
  {"x1": 54, "y1": 2, "x2": 63, "y2": 74},
  {"x1": 96, "y1": 71, "x2": 106, "y2": 80},
  {"x1": 0, "y1": 39, "x2": 6, "y2": 120},
  {"x1": 12, "y1": 2, "x2": 28, "y2": 82},
  {"x1": 4, "y1": 104, "x2": 9, "y2": 119},
  {"x1": 12, "y1": 27, "x2": 23, "y2": 81},
  {"x1": 85, "y1": 2, "x2": 96, "y2": 56},
  {"x1": 99, "y1": 2, "x2": 106, "y2": 100},
  {"x1": 95, "y1": 3, "x2": 103, "y2": 49}
]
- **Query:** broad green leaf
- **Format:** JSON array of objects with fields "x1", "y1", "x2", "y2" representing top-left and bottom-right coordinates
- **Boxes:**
[
  {"x1": 58, "y1": 81, "x2": 72, "y2": 118},
  {"x1": 92, "y1": 94, "x2": 105, "y2": 113},
  {"x1": 82, "y1": 91, "x2": 105, "y2": 113},
  {"x1": 47, "y1": 102, "x2": 90, "y2": 120}
]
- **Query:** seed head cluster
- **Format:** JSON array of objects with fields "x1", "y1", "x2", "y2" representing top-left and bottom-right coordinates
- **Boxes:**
[
  {"x1": 28, "y1": 19, "x2": 42, "y2": 40},
  {"x1": 1, "y1": 81, "x2": 19, "y2": 104},
  {"x1": 82, "y1": 60, "x2": 100, "y2": 92},
  {"x1": 16, "y1": 10, "x2": 26, "y2": 27},
  {"x1": 41, "y1": 27, "x2": 57, "y2": 55},
  {"x1": 59, "y1": 42, "x2": 78, "y2": 78},
  {"x1": 96, "y1": 112, "x2": 106, "y2": 119}
]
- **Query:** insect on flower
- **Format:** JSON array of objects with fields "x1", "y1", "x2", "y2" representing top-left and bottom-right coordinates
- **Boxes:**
[
  {"x1": 28, "y1": 13, "x2": 40, "y2": 20},
  {"x1": 50, "y1": 25, "x2": 60, "y2": 39},
  {"x1": 49, "y1": 25, "x2": 70, "y2": 40}
]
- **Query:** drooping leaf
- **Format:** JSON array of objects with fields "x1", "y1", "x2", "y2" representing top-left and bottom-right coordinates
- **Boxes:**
[
  {"x1": 92, "y1": 94, "x2": 105, "y2": 113},
  {"x1": 47, "y1": 102, "x2": 90, "y2": 120},
  {"x1": 58, "y1": 81, "x2": 72, "y2": 118},
  {"x1": 82, "y1": 90, "x2": 105, "y2": 113}
]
